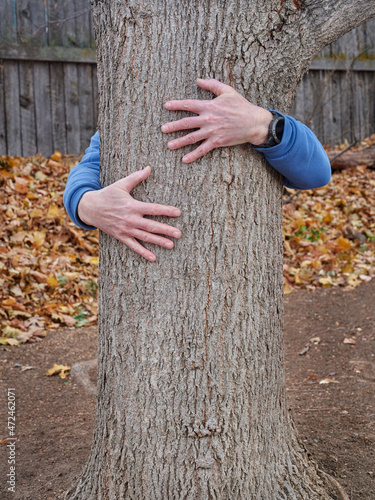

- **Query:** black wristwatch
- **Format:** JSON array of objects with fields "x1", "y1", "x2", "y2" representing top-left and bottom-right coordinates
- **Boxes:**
[{"x1": 251, "y1": 111, "x2": 285, "y2": 148}]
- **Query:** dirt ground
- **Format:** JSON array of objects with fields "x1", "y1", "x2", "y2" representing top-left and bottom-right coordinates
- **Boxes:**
[{"x1": 0, "y1": 282, "x2": 374, "y2": 500}]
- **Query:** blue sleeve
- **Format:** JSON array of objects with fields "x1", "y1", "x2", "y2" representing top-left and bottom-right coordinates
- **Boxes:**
[
  {"x1": 252, "y1": 114, "x2": 331, "y2": 190},
  {"x1": 63, "y1": 132, "x2": 100, "y2": 230}
]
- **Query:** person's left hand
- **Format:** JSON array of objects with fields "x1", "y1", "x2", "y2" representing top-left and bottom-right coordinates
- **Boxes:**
[{"x1": 161, "y1": 78, "x2": 273, "y2": 163}]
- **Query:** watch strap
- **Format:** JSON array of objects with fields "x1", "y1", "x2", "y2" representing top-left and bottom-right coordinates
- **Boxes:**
[{"x1": 251, "y1": 111, "x2": 285, "y2": 148}]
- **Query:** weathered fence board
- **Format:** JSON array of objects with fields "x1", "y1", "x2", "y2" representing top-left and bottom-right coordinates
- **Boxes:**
[
  {"x1": 77, "y1": 63, "x2": 96, "y2": 151},
  {"x1": 0, "y1": 45, "x2": 97, "y2": 63},
  {"x1": 0, "y1": 0, "x2": 17, "y2": 46},
  {"x1": 19, "y1": 60, "x2": 37, "y2": 156},
  {"x1": 292, "y1": 67, "x2": 375, "y2": 146},
  {"x1": 0, "y1": 65, "x2": 7, "y2": 153},
  {"x1": 4, "y1": 61, "x2": 21, "y2": 154},
  {"x1": 74, "y1": 0, "x2": 94, "y2": 48},
  {"x1": 0, "y1": 1, "x2": 374, "y2": 156},
  {"x1": 33, "y1": 62, "x2": 53, "y2": 154},
  {"x1": 64, "y1": 63, "x2": 81, "y2": 153},
  {"x1": 48, "y1": 0, "x2": 73, "y2": 47},
  {"x1": 49, "y1": 62, "x2": 67, "y2": 153},
  {"x1": 17, "y1": 0, "x2": 48, "y2": 46}
]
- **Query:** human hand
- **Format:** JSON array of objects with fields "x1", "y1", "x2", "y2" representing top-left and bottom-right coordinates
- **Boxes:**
[
  {"x1": 77, "y1": 166, "x2": 181, "y2": 262},
  {"x1": 161, "y1": 78, "x2": 273, "y2": 163}
]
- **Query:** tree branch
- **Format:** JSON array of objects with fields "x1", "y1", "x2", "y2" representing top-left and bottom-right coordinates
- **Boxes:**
[{"x1": 302, "y1": 1, "x2": 375, "y2": 57}]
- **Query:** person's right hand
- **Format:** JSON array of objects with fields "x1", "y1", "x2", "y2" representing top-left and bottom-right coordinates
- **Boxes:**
[{"x1": 77, "y1": 166, "x2": 181, "y2": 262}]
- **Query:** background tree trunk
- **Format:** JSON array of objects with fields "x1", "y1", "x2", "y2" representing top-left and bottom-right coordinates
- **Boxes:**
[{"x1": 65, "y1": 1, "x2": 375, "y2": 498}]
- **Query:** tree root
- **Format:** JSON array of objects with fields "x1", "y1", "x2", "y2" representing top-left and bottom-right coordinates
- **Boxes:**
[
  {"x1": 70, "y1": 359, "x2": 97, "y2": 395},
  {"x1": 319, "y1": 470, "x2": 350, "y2": 500}
]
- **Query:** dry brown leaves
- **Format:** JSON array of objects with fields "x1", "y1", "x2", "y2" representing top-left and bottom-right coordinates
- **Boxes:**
[
  {"x1": 1, "y1": 144, "x2": 374, "y2": 345},
  {"x1": 283, "y1": 143, "x2": 375, "y2": 293},
  {"x1": 0, "y1": 152, "x2": 98, "y2": 345}
]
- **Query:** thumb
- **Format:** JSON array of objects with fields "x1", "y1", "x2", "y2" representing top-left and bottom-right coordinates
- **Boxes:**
[
  {"x1": 197, "y1": 78, "x2": 231, "y2": 96},
  {"x1": 118, "y1": 166, "x2": 151, "y2": 192}
]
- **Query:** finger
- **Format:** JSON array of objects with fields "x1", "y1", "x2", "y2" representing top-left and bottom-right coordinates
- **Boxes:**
[
  {"x1": 165, "y1": 99, "x2": 206, "y2": 113},
  {"x1": 131, "y1": 229, "x2": 175, "y2": 249},
  {"x1": 196, "y1": 78, "x2": 231, "y2": 96},
  {"x1": 167, "y1": 130, "x2": 208, "y2": 150},
  {"x1": 122, "y1": 236, "x2": 156, "y2": 262},
  {"x1": 137, "y1": 218, "x2": 182, "y2": 239},
  {"x1": 182, "y1": 139, "x2": 215, "y2": 163},
  {"x1": 161, "y1": 116, "x2": 202, "y2": 134},
  {"x1": 136, "y1": 201, "x2": 181, "y2": 218},
  {"x1": 122, "y1": 166, "x2": 151, "y2": 192}
]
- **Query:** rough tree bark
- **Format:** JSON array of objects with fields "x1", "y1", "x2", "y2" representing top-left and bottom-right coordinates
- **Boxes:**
[{"x1": 65, "y1": 1, "x2": 375, "y2": 499}]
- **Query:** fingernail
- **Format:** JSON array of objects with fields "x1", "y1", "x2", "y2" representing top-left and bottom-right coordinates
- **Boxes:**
[
  {"x1": 168, "y1": 141, "x2": 175, "y2": 149},
  {"x1": 173, "y1": 231, "x2": 181, "y2": 238},
  {"x1": 161, "y1": 125, "x2": 168, "y2": 132},
  {"x1": 165, "y1": 102, "x2": 171, "y2": 109},
  {"x1": 166, "y1": 241, "x2": 173, "y2": 249},
  {"x1": 173, "y1": 209, "x2": 181, "y2": 216},
  {"x1": 182, "y1": 155, "x2": 189, "y2": 162}
]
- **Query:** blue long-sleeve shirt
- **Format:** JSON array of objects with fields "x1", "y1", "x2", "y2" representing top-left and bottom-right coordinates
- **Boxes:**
[{"x1": 63, "y1": 113, "x2": 331, "y2": 230}]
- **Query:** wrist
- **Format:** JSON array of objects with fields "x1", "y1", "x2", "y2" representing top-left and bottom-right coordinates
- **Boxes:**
[
  {"x1": 251, "y1": 111, "x2": 285, "y2": 148},
  {"x1": 248, "y1": 109, "x2": 273, "y2": 145},
  {"x1": 77, "y1": 190, "x2": 97, "y2": 227}
]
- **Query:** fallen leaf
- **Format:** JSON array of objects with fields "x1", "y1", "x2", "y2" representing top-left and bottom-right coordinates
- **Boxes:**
[
  {"x1": 45, "y1": 363, "x2": 71, "y2": 378},
  {"x1": 0, "y1": 338, "x2": 19, "y2": 346},
  {"x1": 13, "y1": 177, "x2": 29, "y2": 194},
  {"x1": 62, "y1": 315, "x2": 76, "y2": 327},
  {"x1": 17, "y1": 331, "x2": 35, "y2": 343},
  {"x1": 310, "y1": 336, "x2": 321, "y2": 344},
  {"x1": 51, "y1": 151, "x2": 62, "y2": 161},
  {"x1": 319, "y1": 277, "x2": 333, "y2": 286},
  {"x1": 47, "y1": 276, "x2": 59, "y2": 287},
  {"x1": 47, "y1": 204, "x2": 62, "y2": 217},
  {"x1": 35, "y1": 171, "x2": 47, "y2": 181},
  {"x1": 319, "y1": 378, "x2": 339, "y2": 384},
  {"x1": 299, "y1": 345, "x2": 310, "y2": 356}
]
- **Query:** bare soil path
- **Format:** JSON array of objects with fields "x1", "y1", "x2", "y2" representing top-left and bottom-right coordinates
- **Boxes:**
[{"x1": 0, "y1": 282, "x2": 374, "y2": 499}]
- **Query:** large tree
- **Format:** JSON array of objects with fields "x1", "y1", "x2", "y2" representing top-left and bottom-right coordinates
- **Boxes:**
[{"x1": 65, "y1": 1, "x2": 375, "y2": 498}]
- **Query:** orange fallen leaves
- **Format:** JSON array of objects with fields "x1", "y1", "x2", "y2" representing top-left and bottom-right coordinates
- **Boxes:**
[
  {"x1": 283, "y1": 160, "x2": 375, "y2": 292},
  {"x1": 0, "y1": 152, "x2": 98, "y2": 345}
]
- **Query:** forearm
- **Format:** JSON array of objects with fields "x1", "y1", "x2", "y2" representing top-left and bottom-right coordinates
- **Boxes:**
[
  {"x1": 252, "y1": 114, "x2": 331, "y2": 190},
  {"x1": 63, "y1": 133, "x2": 101, "y2": 230}
]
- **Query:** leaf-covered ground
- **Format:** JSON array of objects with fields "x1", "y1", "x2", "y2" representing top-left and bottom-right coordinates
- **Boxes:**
[
  {"x1": 0, "y1": 145, "x2": 374, "y2": 345},
  {"x1": 283, "y1": 160, "x2": 375, "y2": 293}
]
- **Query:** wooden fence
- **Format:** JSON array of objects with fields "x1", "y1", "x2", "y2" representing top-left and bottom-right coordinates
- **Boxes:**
[
  {"x1": 0, "y1": 0, "x2": 97, "y2": 156},
  {"x1": 0, "y1": 2, "x2": 374, "y2": 156},
  {"x1": 293, "y1": 19, "x2": 375, "y2": 146}
]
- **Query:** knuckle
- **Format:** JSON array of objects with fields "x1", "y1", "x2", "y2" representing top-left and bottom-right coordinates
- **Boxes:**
[
  {"x1": 123, "y1": 215, "x2": 136, "y2": 228},
  {"x1": 125, "y1": 200, "x2": 137, "y2": 212},
  {"x1": 148, "y1": 222, "x2": 158, "y2": 233},
  {"x1": 150, "y1": 204, "x2": 159, "y2": 215},
  {"x1": 187, "y1": 133, "x2": 197, "y2": 145}
]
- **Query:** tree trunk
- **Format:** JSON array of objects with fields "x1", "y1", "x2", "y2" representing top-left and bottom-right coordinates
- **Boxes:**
[{"x1": 65, "y1": 1, "x2": 375, "y2": 498}]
